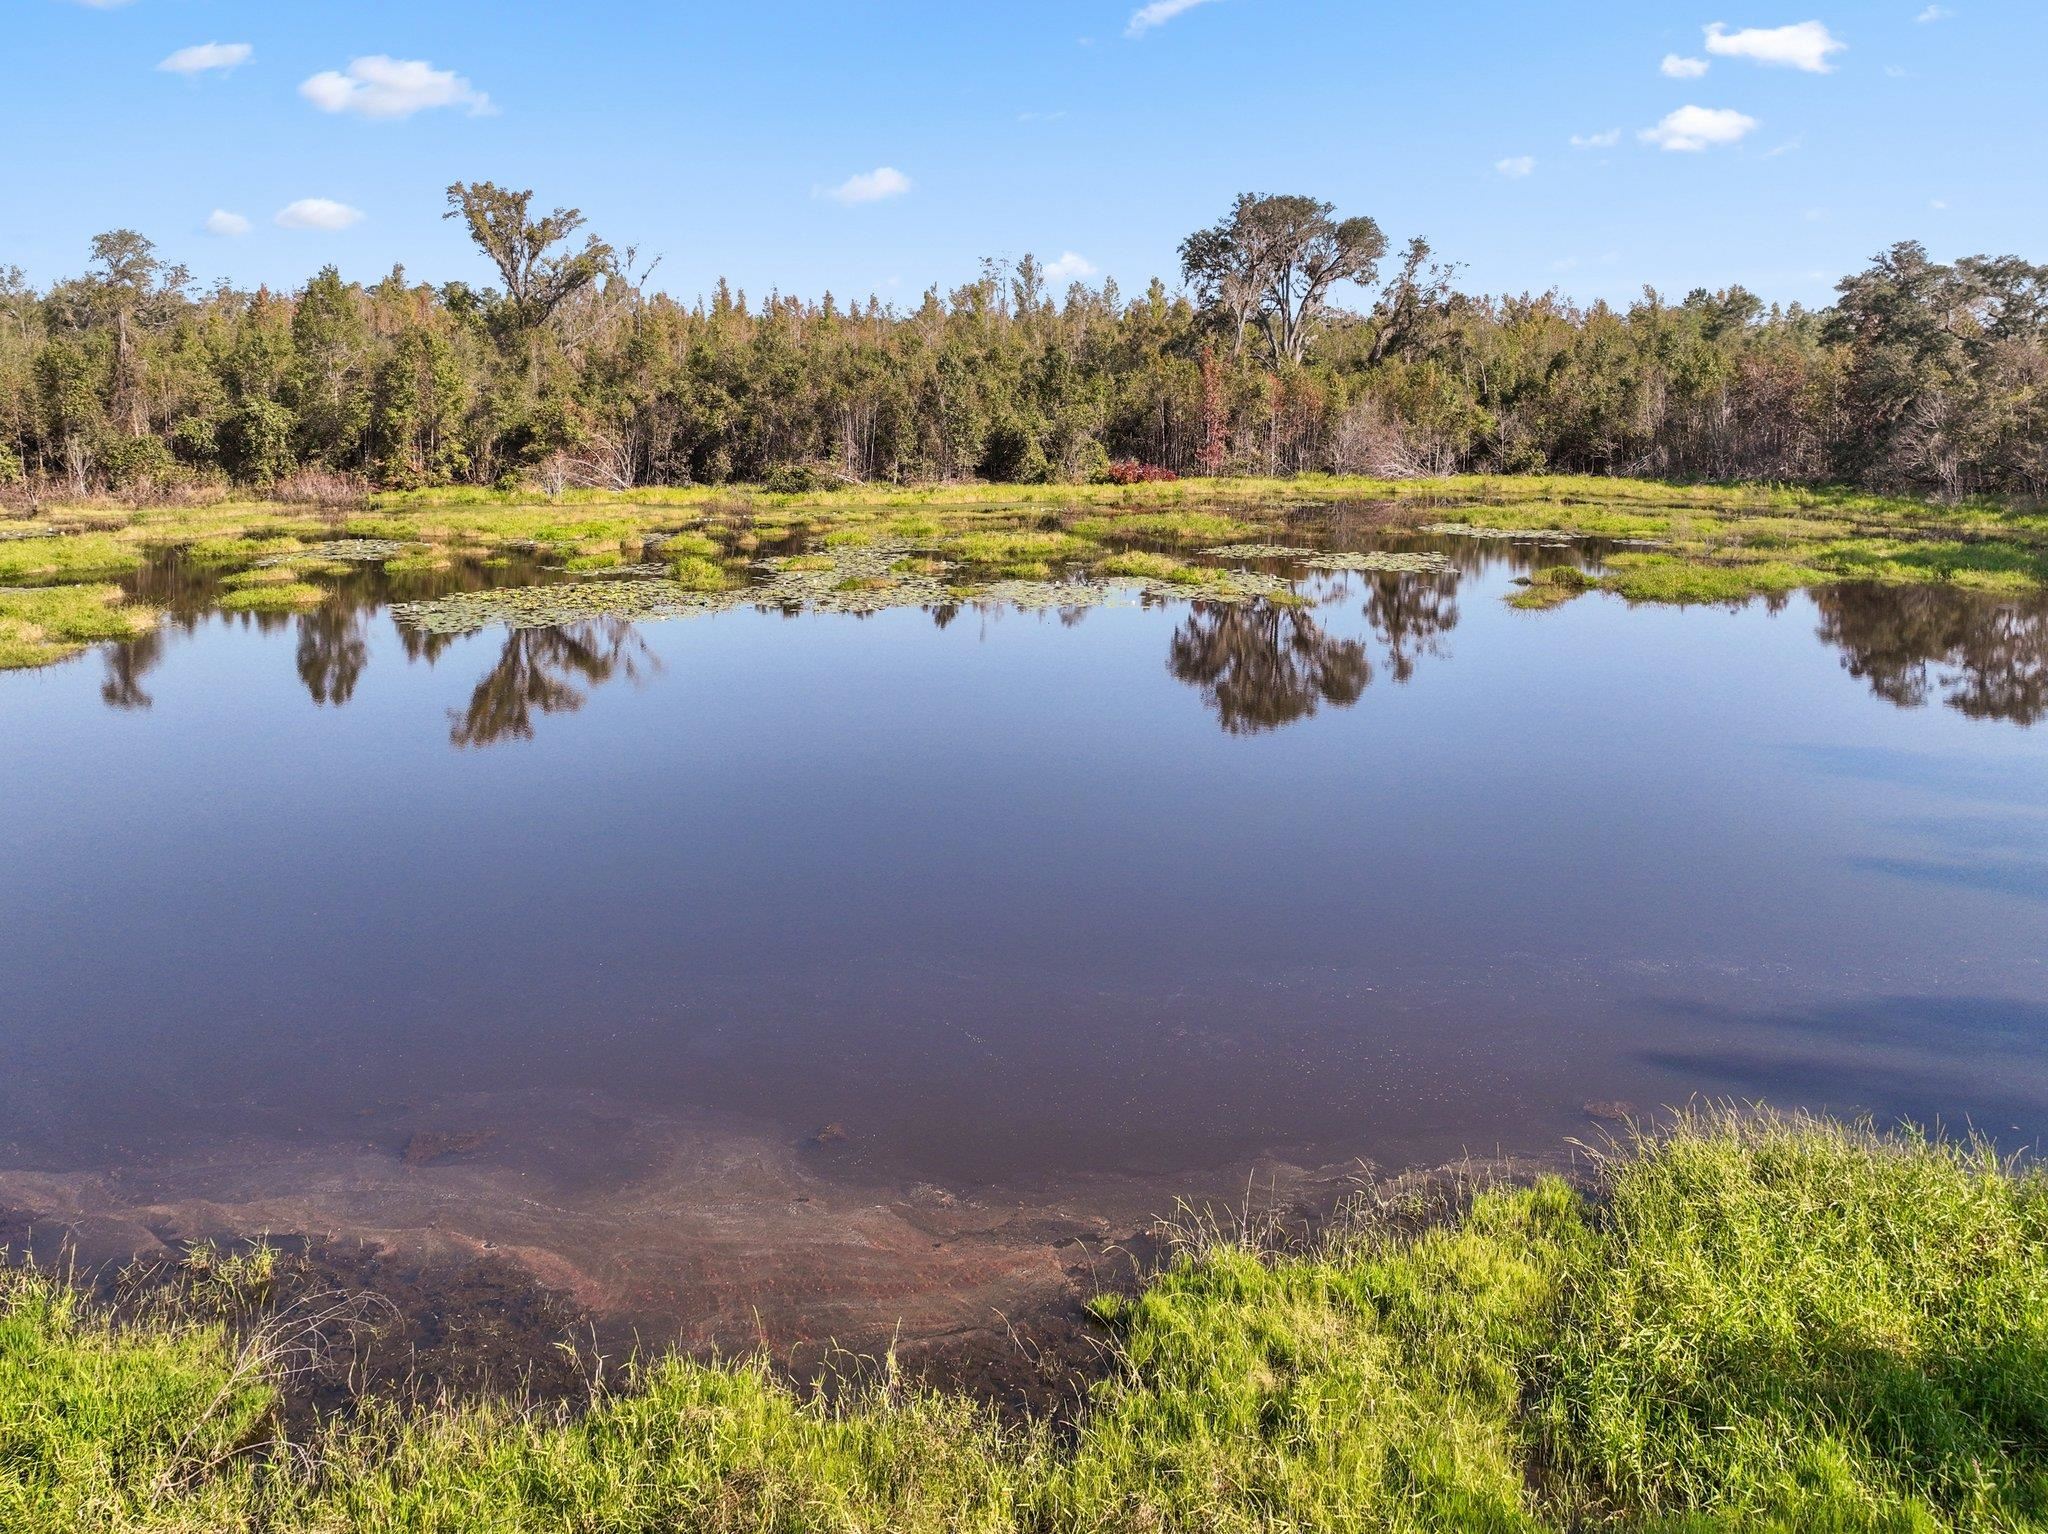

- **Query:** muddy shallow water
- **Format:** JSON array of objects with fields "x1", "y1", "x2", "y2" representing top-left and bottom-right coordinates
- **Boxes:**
[{"x1": 4, "y1": 510, "x2": 2046, "y2": 1359}]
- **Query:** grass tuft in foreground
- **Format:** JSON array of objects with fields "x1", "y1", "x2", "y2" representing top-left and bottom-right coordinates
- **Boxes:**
[{"x1": 3, "y1": 1110, "x2": 2045, "y2": 1530}]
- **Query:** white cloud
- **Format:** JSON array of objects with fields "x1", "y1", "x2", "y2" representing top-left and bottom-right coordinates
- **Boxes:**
[
  {"x1": 1703, "y1": 21, "x2": 1847, "y2": 73},
  {"x1": 159, "y1": 42, "x2": 252, "y2": 76},
  {"x1": 204, "y1": 209, "x2": 251, "y2": 237},
  {"x1": 1570, "y1": 128, "x2": 1622, "y2": 149},
  {"x1": 1043, "y1": 251, "x2": 1098, "y2": 282},
  {"x1": 1125, "y1": 0, "x2": 1221, "y2": 38},
  {"x1": 1930, "y1": 197, "x2": 1949, "y2": 210},
  {"x1": 1662, "y1": 53, "x2": 1711, "y2": 78},
  {"x1": 299, "y1": 56, "x2": 493, "y2": 119},
  {"x1": 820, "y1": 166, "x2": 912, "y2": 205},
  {"x1": 1915, "y1": 5, "x2": 1951, "y2": 20},
  {"x1": 1495, "y1": 155, "x2": 1536, "y2": 178},
  {"x1": 1640, "y1": 104, "x2": 1761, "y2": 152},
  {"x1": 275, "y1": 198, "x2": 365, "y2": 231}
]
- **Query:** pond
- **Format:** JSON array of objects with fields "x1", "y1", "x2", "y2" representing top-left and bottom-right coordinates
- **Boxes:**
[{"x1": 3, "y1": 507, "x2": 2045, "y2": 1351}]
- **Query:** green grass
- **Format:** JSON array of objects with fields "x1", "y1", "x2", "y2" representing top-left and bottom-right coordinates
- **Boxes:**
[
  {"x1": 1069, "y1": 510, "x2": 1252, "y2": 545},
  {"x1": 0, "y1": 584, "x2": 156, "y2": 669},
  {"x1": 216, "y1": 580, "x2": 326, "y2": 613},
  {"x1": 0, "y1": 532, "x2": 144, "y2": 586},
  {"x1": 946, "y1": 528, "x2": 1098, "y2": 565},
  {"x1": 5, "y1": 1111, "x2": 2044, "y2": 1531},
  {"x1": 666, "y1": 553, "x2": 733, "y2": 591}
]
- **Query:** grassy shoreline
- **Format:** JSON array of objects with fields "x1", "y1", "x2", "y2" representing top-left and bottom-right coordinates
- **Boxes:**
[
  {"x1": 4, "y1": 473, "x2": 2045, "y2": 670},
  {"x1": 5, "y1": 1109, "x2": 2045, "y2": 1531}
]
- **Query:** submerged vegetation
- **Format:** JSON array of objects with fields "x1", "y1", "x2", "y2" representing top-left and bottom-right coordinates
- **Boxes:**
[{"x1": 4, "y1": 1111, "x2": 2044, "y2": 1531}]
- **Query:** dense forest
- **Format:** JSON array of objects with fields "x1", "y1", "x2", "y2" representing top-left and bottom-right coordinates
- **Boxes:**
[{"x1": 2, "y1": 185, "x2": 2043, "y2": 501}]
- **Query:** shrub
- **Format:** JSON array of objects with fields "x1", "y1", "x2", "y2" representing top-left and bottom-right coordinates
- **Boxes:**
[{"x1": 1098, "y1": 460, "x2": 1180, "y2": 485}]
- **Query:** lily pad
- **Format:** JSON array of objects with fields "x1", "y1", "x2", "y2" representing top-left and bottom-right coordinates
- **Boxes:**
[{"x1": 259, "y1": 538, "x2": 412, "y2": 567}]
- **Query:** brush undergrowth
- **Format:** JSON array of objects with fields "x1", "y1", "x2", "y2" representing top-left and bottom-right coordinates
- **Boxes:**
[{"x1": 3, "y1": 1111, "x2": 2043, "y2": 1531}]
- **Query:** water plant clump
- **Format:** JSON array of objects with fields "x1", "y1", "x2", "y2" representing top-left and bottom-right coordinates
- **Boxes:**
[
  {"x1": 0, "y1": 584, "x2": 156, "y2": 669},
  {"x1": 216, "y1": 581, "x2": 327, "y2": 614},
  {"x1": 1203, "y1": 543, "x2": 1319, "y2": 560},
  {"x1": 390, "y1": 579, "x2": 744, "y2": 635},
  {"x1": 259, "y1": 538, "x2": 414, "y2": 567}
]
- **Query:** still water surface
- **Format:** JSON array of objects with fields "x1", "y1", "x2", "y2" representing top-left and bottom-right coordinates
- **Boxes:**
[{"x1": 4, "y1": 518, "x2": 2046, "y2": 1212}]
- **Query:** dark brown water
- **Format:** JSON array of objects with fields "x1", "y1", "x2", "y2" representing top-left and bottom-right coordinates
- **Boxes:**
[{"x1": 4, "y1": 519, "x2": 2047, "y2": 1220}]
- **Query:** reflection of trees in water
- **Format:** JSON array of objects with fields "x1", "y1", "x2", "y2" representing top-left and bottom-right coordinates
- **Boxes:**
[
  {"x1": 1169, "y1": 569, "x2": 1461, "y2": 733},
  {"x1": 449, "y1": 619, "x2": 654, "y2": 748},
  {"x1": 1361, "y1": 570, "x2": 1458, "y2": 684},
  {"x1": 295, "y1": 606, "x2": 369, "y2": 706},
  {"x1": 1815, "y1": 584, "x2": 2048, "y2": 725},
  {"x1": 100, "y1": 629, "x2": 166, "y2": 710},
  {"x1": 1167, "y1": 603, "x2": 1370, "y2": 734}
]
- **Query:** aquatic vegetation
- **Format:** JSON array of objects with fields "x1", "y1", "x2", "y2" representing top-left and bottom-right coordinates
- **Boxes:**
[
  {"x1": 217, "y1": 580, "x2": 328, "y2": 613},
  {"x1": 666, "y1": 554, "x2": 733, "y2": 592},
  {"x1": 1202, "y1": 543, "x2": 1319, "y2": 560},
  {"x1": 180, "y1": 534, "x2": 305, "y2": 567},
  {"x1": 947, "y1": 528, "x2": 1097, "y2": 565},
  {"x1": 259, "y1": 538, "x2": 412, "y2": 567},
  {"x1": 380, "y1": 551, "x2": 454, "y2": 576},
  {"x1": 1306, "y1": 550, "x2": 1455, "y2": 574},
  {"x1": 1421, "y1": 523, "x2": 1587, "y2": 546},
  {"x1": 3, "y1": 476, "x2": 2044, "y2": 674},
  {"x1": 391, "y1": 579, "x2": 738, "y2": 635},
  {"x1": 0, "y1": 531, "x2": 144, "y2": 586},
  {"x1": 1069, "y1": 510, "x2": 1249, "y2": 545},
  {"x1": 1506, "y1": 566, "x2": 1599, "y2": 610},
  {"x1": 652, "y1": 531, "x2": 721, "y2": 559},
  {"x1": 219, "y1": 565, "x2": 309, "y2": 590},
  {"x1": 1098, "y1": 550, "x2": 1208, "y2": 584},
  {"x1": 0, "y1": 584, "x2": 156, "y2": 669},
  {"x1": 1596, "y1": 553, "x2": 1824, "y2": 605},
  {"x1": 6, "y1": 1112, "x2": 2042, "y2": 1531}
]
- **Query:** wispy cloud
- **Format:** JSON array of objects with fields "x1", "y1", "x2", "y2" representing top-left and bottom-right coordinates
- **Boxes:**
[
  {"x1": 819, "y1": 166, "x2": 912, "y2": 205},
  {"x1": 1043, "y1": 252, "x2": 1098, "y2": 282},
  {"x1": 1496, "y1": 155, "x2": 1537, "y2": 178},
  {"x1": 1017, "y1": 109, "x2": 1069, "y2": 123},
  {"x1": 1569, "y1": 129, "x2": 1621, "y2": 149},
  {"x1": 1915, "y1": 5, "x2": 1952, "y2": 20},
  {"x1": 300, "y1": 57, "x2": 494, "y2": 119},
  {"x1": 204, "y1": 209, "x2": 251, "y2": 237},
  {"x1": 1661, "y1": 53, "x2": 1711, "y2": 78},
  {"x1": 1640, "y1": 104, "x2": 1760, "y2": 152},
  {"x1": 275, "y1": 198, "x2": 365, "y2": 231},
  {"x1": 1703, "y1": 21, "x2": 1847, "y2": 73},
  {"x1": 159, "y1": 42, "x2": 252, "y2": 76},
  {"x1": 1126, "y1": 0, "x2": 1221, "y2": 39}
]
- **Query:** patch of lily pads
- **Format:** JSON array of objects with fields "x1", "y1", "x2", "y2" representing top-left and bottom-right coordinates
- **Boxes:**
[
  {"x1": 1204, "y1": 543, "x2": 1457, "y2": 575},
  {"x1": 1419, "y1": 523, "x2": 1663, "y2": 549},
  {"x1": 258, "y1": 538, "x2": 413, "y2": 567},
  {"x1": 389, "y1": 537, "x2": 1302, "y2": 635}
]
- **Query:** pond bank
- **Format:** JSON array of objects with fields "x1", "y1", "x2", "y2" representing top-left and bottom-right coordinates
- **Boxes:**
[{"x1": 4, "y1": 1110, "x2": 2041, "y2": 1531}]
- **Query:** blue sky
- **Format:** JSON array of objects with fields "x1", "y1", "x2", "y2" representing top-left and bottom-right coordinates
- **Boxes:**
[{"x1": 7, "y1": 1, "x2": 2044, "y2": 312}]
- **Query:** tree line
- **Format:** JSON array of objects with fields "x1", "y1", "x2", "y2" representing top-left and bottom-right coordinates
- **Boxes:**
[{"x1": 2, "y1": 185, "x2": 2042, "y2": 501}]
